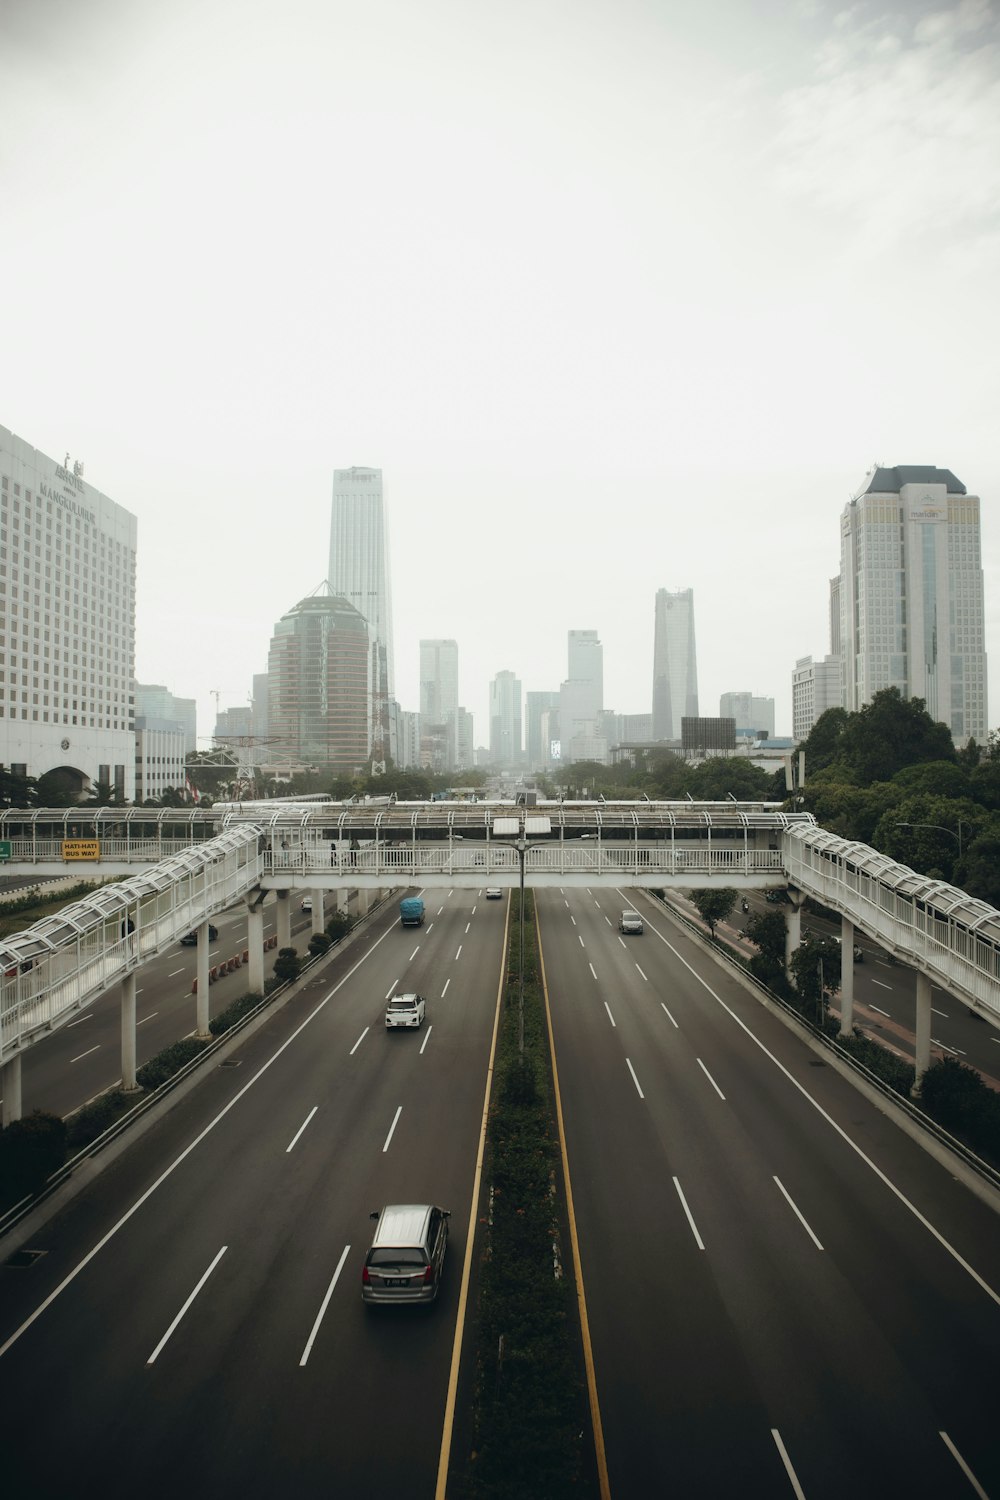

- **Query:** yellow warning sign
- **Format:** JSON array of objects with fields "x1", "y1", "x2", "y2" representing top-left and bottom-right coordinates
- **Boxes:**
[{"x1": 62, "y1": 840, "x2": 101, "y2": 860}]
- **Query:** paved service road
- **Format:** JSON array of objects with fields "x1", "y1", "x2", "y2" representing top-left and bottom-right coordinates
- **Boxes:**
[
  {"x1": 0, "y1": 889, "x2": 505, "y2": 1499},
  {"x1": 540, "y1": 886, "x2": 1000, "y2": 1499}
]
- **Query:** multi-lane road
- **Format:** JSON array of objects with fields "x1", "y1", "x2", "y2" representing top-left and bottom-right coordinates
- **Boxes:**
[{"x1": 1, "y1": 886, "x2": 999, "y2": 1498}]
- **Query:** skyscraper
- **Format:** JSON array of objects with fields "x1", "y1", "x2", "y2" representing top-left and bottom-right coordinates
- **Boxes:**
[
  {"x1": 561, "y1": 629, "x2": 606, "y2": 763},
  {"x1": 489, "y1": 670, "x2": 522, "y2": 767},
  {"x1": 419, "y1": 639, "x2": 459, "y2": 726},
  {"x1": 0, "y1": 424, "x2": 137, "y2": 799},
  {"x1": 328, "y1": 467, "x2": 394, "y2": 766},
  {"x1": 652, "y1": 588, "x2": 698, "y2": 741},
  {"x1": 267, "y1": 594, "x2": 370, "y2": 771},
  {"x1": 838, "y1": 466, "x2": 987, "y2": 743}
]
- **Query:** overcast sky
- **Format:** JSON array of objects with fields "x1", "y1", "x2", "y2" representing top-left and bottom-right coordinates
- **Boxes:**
[{"x1": 2, "y1": 0, "x2": 998, "y2": 752}]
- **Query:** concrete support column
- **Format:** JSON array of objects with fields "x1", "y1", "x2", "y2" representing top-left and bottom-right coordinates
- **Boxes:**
[
  {"x1": 911, "y1": 972, "x2": 932, "y2": 1098},
  {"x1": 784, "y1": 901, "x2": 802, "y2": 984},
  {"x1": 196, "y1": 921, "x2": 211, "y2": 1037},
  {"x1": 248, "y1": 903, "x2": 266, "y2": 995},
  {"x1": 2, "y1": 1053, "x2": 22, "y2": 1126},
  {"x1": 839, "y1": 915, "x2": 855, "y2": 1037},
  {"x1": 357, "y1": 888, "x2": 370, "y2": 918},
  {"x1": 311, "y1": 891, "x2": 325, "y2": 935},
  {"x1": 121, "y1": 970, "x2": 138, "y2": 1091},
  {"x1": 277, "y1": 891, "x2": 291, "y2": 951},
  {"x1": 336, "y1": 887, "x2": 349, "y2": 916}
]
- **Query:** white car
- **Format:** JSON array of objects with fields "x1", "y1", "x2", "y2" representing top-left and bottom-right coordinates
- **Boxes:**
[
  {"x1": 385, "y1": 992, "x2": 426, "y2": 1029},
  {"x1": 301, "y1": 897, "x2": 313, "y2": 913},
  {"x1": 485, "y1": 888, "x2": 503, "y2": 900}
]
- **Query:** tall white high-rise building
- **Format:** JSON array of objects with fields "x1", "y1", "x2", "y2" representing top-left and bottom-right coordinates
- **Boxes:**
[
  {"x1": 652, "y1": 588, "x2": 698, "y2": 741},
  {"x1": 792, "y1": 655, "x2": 842, "y2": 741},
  {"x1": 419, "y1": 639, "x2": 459, "y2": 725},
  {"x1": 839, "y1": 466, "x2": 987, "y2": 743},
  {"x1": 489, "y1": 670, "x2": 522, "y2": 767},
  {"x1": 328, "y1": 466, "x2": 395, "y2": 765},
  {"x1": 0, "y1": 424, "x2": 137, "y2": 799},
  {"x1": 561, "y1": 629, "x2": 606, "y2": 763}
]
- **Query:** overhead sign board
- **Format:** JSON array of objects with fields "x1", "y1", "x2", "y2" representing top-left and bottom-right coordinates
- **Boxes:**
[{"x1": 62, "y1": 840, "x2": 100, "y2": 861}]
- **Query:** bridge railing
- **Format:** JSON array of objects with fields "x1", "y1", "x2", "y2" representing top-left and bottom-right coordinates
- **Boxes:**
[{"x1": 262, "y1": 842, "x2": 787, "y2": 879}]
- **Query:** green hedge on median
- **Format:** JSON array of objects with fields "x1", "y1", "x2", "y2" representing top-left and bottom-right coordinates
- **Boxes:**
[{"x1": 461, "y1": 893, "x2": 595, "y2": 1500}]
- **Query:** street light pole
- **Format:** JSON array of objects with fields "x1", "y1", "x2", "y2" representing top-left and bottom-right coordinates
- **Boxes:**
[
  {"x1": 517, "y1": 833, "x2": 525, "y2": 1057},
  {"x1": 894, "y1": 820, "x2": 965, "y2": 860}
]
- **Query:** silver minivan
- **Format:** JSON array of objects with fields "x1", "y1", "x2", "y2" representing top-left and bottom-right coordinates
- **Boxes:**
[{"x1": 362, "y1": 1204, "x2": 451, "y2": 1305}]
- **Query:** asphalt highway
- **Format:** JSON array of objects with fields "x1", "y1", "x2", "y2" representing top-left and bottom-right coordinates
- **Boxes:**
[
  {"x1": 539, "y1": 886, "x2": 1000, "y2": 1497},
  {"x1": 0, "y1": 889, "x2": 506, "y2": 1499}
]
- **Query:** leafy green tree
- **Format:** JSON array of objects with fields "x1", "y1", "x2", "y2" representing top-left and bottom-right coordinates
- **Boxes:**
[
  {"x1": 955, "y1": 829, "x2": 1000, "y2": 907},
  {"x1": 690, "y1": 888, "x2": 738, "y2": 939},
  {"x1": 969, "y1": 759, "x2": 1000, "y2": 811},
  {"x1": 892, "y1": 760, "x2": 969, "y2": 800},
  {"x1": 799, "y1": 707, "x2": 850, "y2": 776},
  {"x1": 687, "y1": 758, "x2": 772, "y2": 801},
  {"x1": 876, "y1": 794, "x2": 981, "y2": 884},
  {"x1": 789, "y1": 934, "x2": 841, "y2": 1015},
  {"x1": 745, "y1": 907, "x2": 790, "y2": 991},
  {"x1": 839, "y1": 688, "x2": 954, "y2": 785}
]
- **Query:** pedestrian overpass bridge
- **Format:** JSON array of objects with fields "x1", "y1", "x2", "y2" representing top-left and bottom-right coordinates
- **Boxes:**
[{"x1": 1, "y1": 800, "x2": 998, "y2": 1122}]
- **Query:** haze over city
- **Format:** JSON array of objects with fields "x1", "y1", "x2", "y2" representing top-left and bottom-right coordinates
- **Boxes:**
[{"x1": 2, "y1": 0, "x2": 997, "y2": 748}]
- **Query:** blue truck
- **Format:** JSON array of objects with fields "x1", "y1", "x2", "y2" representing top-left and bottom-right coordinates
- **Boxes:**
[{"x1": 399, "y1": 896, "x2": 425, "y2": 927}]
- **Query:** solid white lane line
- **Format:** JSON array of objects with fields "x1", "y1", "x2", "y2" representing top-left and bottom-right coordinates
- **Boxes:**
[
  {"x1": 420, "y1": 1025, "x2": 433, "y2": 1055},
  {"x1": 70, "y1": 1045, "x2": 100, "y2": 1063},
  {"x1": 382, "y1": 1106, "x2": 402, "y2": 1153},
  {"x1": 939, "y1": 1432, "x2": 989, "y2": 1499},
  {"x1": 349, "y1": 1027, "x2": 369, "y2": 1056},
  {"x1": 385, "y1": 981, "x2": 399, "y2": 1001},
  {"x1": 148, "y1": 1245, "x2": 227, "y2": 1364},
  {"x1": 931, "y1": 1037, "x2": 965, "y2": 1056},
  {"x1": 409, "y1": 946, "x2": 420, "y2": 961},
  {"x1": 773, "y1": 1176, "x2": 824, "y2": 1249},
  {"x1": 869, "y1": 1004, "x2": 891, "y2": 1017},
  {"x1": 604, "y1": 1002, "x2": 616, "y2": 1028},
  {"x1": 286, "y1": 1107, "x2": 318, "y2": 1153},
  {"x1": 299, "y1": 1245, "x2": 351, "y2": 1367},
  {"x1": 465, "y1": 922, "x2": 471, "y2": 934},
  {"x1": 932, "y1": 1007, "x2": 950, "y2": 1019},
  {"x1": 871, "y1": 978, "x2": 892, "y2": 989},
  {"x1": 137, "y1": 1012, "x2": 158, "y2": 1025},
  {"x1": 650, "y1": 925, "x2": 1000, "y2": 1310},
  {"x1": 660, "y1": 1002, "x2": 678, "y2": 1027},
  {"x1": 625, "y1": 1058, "x2": 644, "y2": 1098},
  {"x1": 770, "y1": 1429, "x2": 806, "y2": 1499},
  {"x1": 635, "y1": 964, "x2": 647, "y2": 982},
  {"x1": 672, "y1": 1177, "x2": 704, "y2": 1250},
  {"x1": 0, "y1": 918, "x2": 406, "y2": 1363},
  {"x1": 66, "y1": 1014, "x2": 91, "y2": 1028},
  {"x1": 455, "y1": 945, "x2": 462, "y2": 960},
  {"x1": 167, "y1": 968, "x2": 185, "y2": 978},
  {"x1": 589, "y1": 963, "x2": 597, "y2": 980},
  {"x1": 441, "y1": 978, "x2": 451, "y2": 998},
  {"x1": 696, "y1": 1058, "x2": 726, "y2": 1100}
]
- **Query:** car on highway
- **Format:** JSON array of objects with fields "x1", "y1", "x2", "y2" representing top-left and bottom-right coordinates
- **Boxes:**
[
  {"x1": 619, "y1": 908, "x2": 644, "y2": 934},
  {"x1": 179, "y1": 924, "x2": 218, "y2": 946},
  {"x1": 300, "y1": 896, "x2": 313, "y2": 913},
  {"x1": 362, "y1": 1203, "x2": 451, "y2": 1305},
  {"x1": 385, "y1": 992, "x2": 426, "y2": 1030},
  {"x1": 485, "y1": 887, "x2": 503, "y2": 899}
]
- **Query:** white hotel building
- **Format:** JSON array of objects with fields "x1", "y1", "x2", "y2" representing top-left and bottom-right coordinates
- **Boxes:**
[{"x1": 0, "y1": 424, "x2": 137, "y2": 799}]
